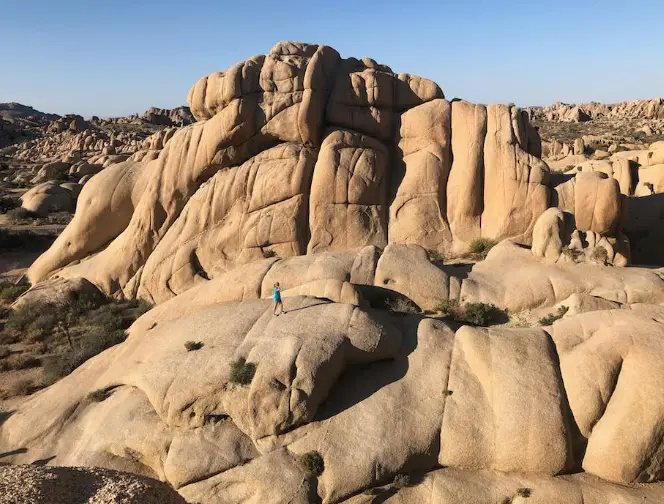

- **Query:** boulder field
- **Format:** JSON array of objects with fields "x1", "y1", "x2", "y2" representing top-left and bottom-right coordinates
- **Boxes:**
[{"x1": 2, "y1": 41, "x2": 664, "y2": 503}]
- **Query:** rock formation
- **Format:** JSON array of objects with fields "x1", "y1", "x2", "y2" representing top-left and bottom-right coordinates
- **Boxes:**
[
  {"x1": 25, "y1": 41, "x2": 631, "y2": 299},
  {"x1": 2, "y1": 41, "x2": 664, "y2": 504}
]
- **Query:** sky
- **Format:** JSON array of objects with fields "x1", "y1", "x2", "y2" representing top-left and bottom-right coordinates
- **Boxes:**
[{"x1": 1, "y1": 0, "x2": 663, "y2": 118}]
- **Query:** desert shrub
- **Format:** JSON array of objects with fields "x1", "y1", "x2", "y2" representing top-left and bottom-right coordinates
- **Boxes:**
[
  {"x1": 6, "y1": 293, "x2": 147, "y2": 385},
  {"x1": 393, "y1": 474, "x2": 411, "y2": 489},
  {"x1": 0, "y1": 346, "x2": 9, "y2": 359},
  {"x1": 436, "y1": 300, "x2": 506, "y2": 326},
  {"x1": 230, "y1": 358, "x2": 255, "y2": 385},
  {"x1": 385, "y1": 297, "x2": 420, "y2": 315},
  {"x1": 26, "y1": 313, "x2": 59, "y2": 341},
  {"x1": 5, "y1": 207, "x2": 36, "y2": 223},
  {"x1": 133, "y1": 299, "x2": 152, "y2": 316},
  {"x1": 0, "y1": 281, "x2": 30, "y2": 303},
  {"x1": 261, "y1": 248, "x2": 278, "y2": 258},
  {"x1": 427, "y1": 249, "x2": 445, "y2": 263},
  {"x1": 460, "y1": 302, "x2": 506, "y2": 326},
  {"x1": 0, "y1": 305, "x2": 11, "y2": 319},
  {"x1": 5, "y1": 353, "x2": 40, "y2": 370},
  {"x1": 467, "y1": 238, "x2": 496, "y2": 259},
  {"x1": 516, "y1": 487, "x2": 532, "y2": 498},
  {"x1": 0, "y1": 378, "x2": 33, "y2": 398},
  {"x1": 66, "y1": 290, "x2": 107, "y2": 317},
  {"x1": 538, "y1": 305, "x2": 569, "y2": 326},
  {"x1": 300, "y1": 451, "x2": 324, "y2": 477},
  {"x1": 5, "y1": 302, "x2": 49, "y2": 334},
  {"x1": 0, "y1": 196, "x2": 19, "y2": 213},
  {"x1": 0, "y1": 228, "x2": 54, "y2": 251},
  {"x1": 436, "y1": 299, "x2": 459, "y2": 317},
  {"x1": 87, "y1": 388, "x2": 109, "y2": 402},
  {"x1": 592, "y1": 245, "x2": 608, "y2": 263},
  {"x1": 80, "y1": 305, "x2": 122, "y2": 333},
  {"x1": 185, "y1": 341, "x2": 204, "y2": 351}
]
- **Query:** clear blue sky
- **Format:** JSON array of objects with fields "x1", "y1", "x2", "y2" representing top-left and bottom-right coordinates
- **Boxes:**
[{"x1": 2, "y1": 0, "x2": 663, "y2": 118}]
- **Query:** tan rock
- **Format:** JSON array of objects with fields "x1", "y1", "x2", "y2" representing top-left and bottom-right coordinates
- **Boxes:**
[
  {"x1": 20, "y1": 181, "x2": 73, "y2": 216},
  {"x1": 440, "y1": 326, "x2": 571, "y2": 474},
  {"x1": 389, "y1": 99, "x2": 453, "y2": 254},
  {"x1": 574, "y1": 172, "x2": 622, "y2": 235},
  {"x1": 308, "y1": 129, "x2": 389, "y2": 253},
  {"x1": 550, "y1": 311, "x2": 664, "y2": 483},
  {"x1": 531, "y1": 207, "x2": 564, "y2": 263},
  {"x1": 138, "y1": 143, "x2": 316, "y2": 303},
  {"x1": 27, "y1": 159, "x2": 149, "y2": 285},
  {"x1": 374, "y1": 244, "x2": 454, "y2": 310},
  {"x1": 481, "y1": 105, "x2": 550, "y2": 245},
  {"x1": 447, "y1": 101, "x2": 485, "y2": 253}
]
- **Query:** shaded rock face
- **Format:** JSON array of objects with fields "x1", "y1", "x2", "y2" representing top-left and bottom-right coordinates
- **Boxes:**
[{"x1": 27, "y1": 41, "x2": 553, "y2": 297}]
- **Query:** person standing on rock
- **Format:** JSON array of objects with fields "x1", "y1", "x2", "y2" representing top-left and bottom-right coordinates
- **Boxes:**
[{"x1": 273, "y1": 282, "x2": 284, "y2": 316}]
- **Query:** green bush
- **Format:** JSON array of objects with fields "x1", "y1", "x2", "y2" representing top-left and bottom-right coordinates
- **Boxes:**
[
  {"x1": 300, "y1": 451, "x2": 324, "y2": 477},
  {"x1": 436, "y1": 299, "x2": 458, "y2": 317},
  {"x1": 230, "y1": 358, "x2": 255, "y2": 385},
  {"x1": 27, "y1": 313, "x2": 59, "y2": 342},
  {"x1": 261, "y1": 248, "x2": 278, "y2": 258},
  {"x1": 4, "y1": 302, "x2": 47, "y2": 335},
  {"x1": 460, "y1": 302, "x2": 506, "y2": 326},
  {"x1": 516, "y1": 487, "x2": 532, "y2": 498},
  {"x1": 185, "y1": 341, "x2": 204, "y2": 351},
  {"x1": 538, "y1": 305, "x2": 569, "y2": 326},
  {"x1": 467, "y1": 238, "x2": 496, "y2": 258},
  {"x1": 0, "y1": 281, "x2": 29, "y2": 303},
  {"x1": 437, "y1": 300, "x2": 506, "y2": 326}
]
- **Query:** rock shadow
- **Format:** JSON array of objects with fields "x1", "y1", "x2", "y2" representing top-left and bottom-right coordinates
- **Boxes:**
[{"x1": 314, "y1": 312, "x2": 425, "y2": 421}]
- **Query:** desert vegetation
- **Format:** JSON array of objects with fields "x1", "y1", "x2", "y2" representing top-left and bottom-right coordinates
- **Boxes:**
[
  {"x1": 0, "y1": 289, "x2": 151, "y2": 398},
  {"x1": 436, "y1": 300, "x2": 507, "y2": 326}
]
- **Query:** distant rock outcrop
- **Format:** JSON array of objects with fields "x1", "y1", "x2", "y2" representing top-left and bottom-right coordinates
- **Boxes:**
[
  {"x1": 140, "y1": 106, "x2": 195, "y2": 126},
  {"x1": 0, "y1": 102, "x2": 60, "y2": 122}
]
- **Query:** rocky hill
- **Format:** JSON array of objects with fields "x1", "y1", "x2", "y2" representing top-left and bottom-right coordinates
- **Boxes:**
[
  {"x1": 1, "y1": 41, "x2": 664, "y2": 504},
  {"x1": 0, "y1": 102, "x2": 60, "y2": 122}
]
